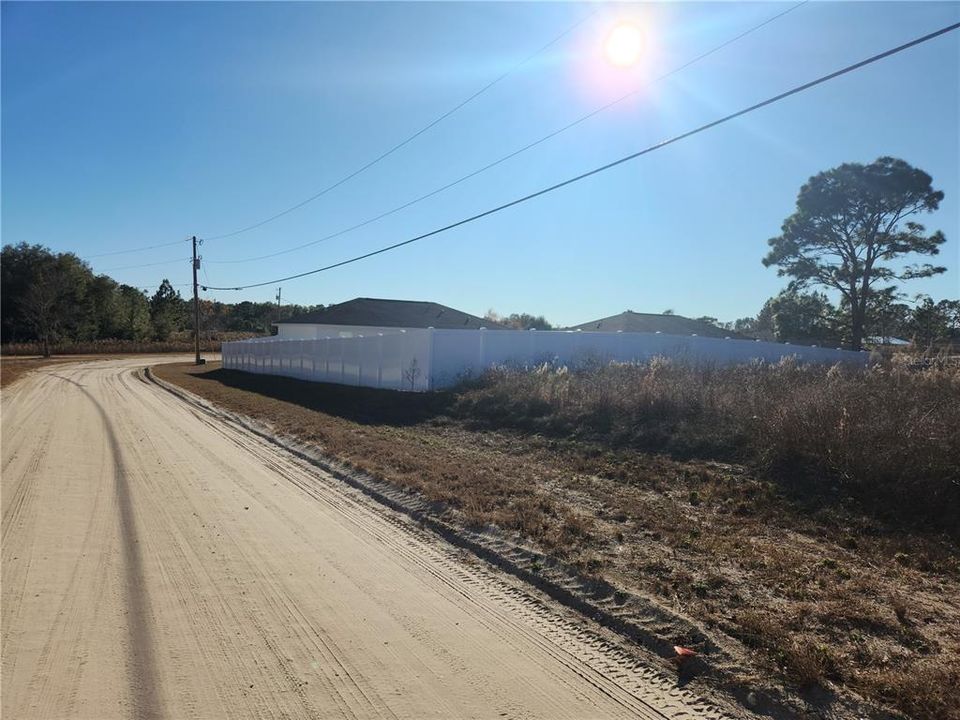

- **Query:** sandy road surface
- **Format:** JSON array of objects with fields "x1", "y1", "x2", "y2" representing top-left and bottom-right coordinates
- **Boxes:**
[{"x1": 2, "y1": 358, "x2": 731, "y2": 720}]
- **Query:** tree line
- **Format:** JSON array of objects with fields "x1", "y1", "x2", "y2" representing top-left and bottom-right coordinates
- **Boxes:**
[
  {"x1": 490, "y1": 290, "x2": 958, "y2": 348},
  {"x1": 483, "y1": 309, "x2": 554, "y2": 330},
  {"x1": 1, "y1": 243, "x2": 322, "y2": 355},
  {"x1": 715, "y1": 287, "x2": 958, "y2": 347}
]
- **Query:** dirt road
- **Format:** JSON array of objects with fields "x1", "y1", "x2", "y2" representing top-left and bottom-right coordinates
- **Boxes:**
[{"x1": 2, "y1": 358, "x2": 731, "y2": 719}]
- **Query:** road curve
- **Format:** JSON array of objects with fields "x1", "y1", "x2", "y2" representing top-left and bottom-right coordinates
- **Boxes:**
[{"x1": 2, "y1": 358, "x2": 731, "y2": 720}]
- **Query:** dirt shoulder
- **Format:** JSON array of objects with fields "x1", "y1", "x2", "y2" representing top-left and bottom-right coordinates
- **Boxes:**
[
  {"x1": 154, "y1": 361, "x2": 960, "y2": 720},
  {"x1": 0, "y1": 355, "x2": 116, "y2": 388},
  {"x1": 1, "y1": 353, "x2": 203, "y2": 389}
]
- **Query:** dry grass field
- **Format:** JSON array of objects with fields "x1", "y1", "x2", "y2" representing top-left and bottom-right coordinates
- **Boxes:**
[
  {"x1": 155, "y1": 359, "x2": 960, "y2": 719},
  {"x1": 1, "y1": 331, "x2": 257, "y2": 358}
]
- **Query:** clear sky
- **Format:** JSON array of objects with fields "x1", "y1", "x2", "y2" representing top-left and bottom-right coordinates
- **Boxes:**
[{"x1": 3, "y1": 1, "x2": 958, "y2": 326}]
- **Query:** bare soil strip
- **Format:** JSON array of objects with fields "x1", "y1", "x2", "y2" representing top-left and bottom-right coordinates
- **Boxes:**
[
  {"x1": 2, "y1": 357, "x2": 738, "y2": 719},
  {"x1": 1, "y1": 355, "x2": 118, "y2": 388}
]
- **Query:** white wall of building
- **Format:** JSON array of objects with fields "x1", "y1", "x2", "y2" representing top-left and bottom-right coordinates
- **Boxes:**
[{"x1": 223, "y1": 328, "x2": 870, "y2": 392}]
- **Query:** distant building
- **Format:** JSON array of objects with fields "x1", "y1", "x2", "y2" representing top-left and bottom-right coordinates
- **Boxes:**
[
  {"x1": 274, "y1": 297, "x2": 507, "y2": 339},
  {"x1": 567, "y1": 310, "x2": 742, "y2": 339}
]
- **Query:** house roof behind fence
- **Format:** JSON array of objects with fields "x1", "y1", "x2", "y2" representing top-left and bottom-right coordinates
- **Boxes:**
[
  {"x1": 277, "y1": 297, "x2": 508, "y2": 330},
  {"x1": 567, "y1": 311, "x2": 743, "y2": 338}
]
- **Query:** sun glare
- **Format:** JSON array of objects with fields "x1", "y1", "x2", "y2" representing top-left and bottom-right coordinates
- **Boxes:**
[{"x1": 604, "y1": 23, "x2": 645, "y2": 68}]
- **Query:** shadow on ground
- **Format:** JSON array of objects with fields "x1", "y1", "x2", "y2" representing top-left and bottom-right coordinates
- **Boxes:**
[{"x1": 186, "y1": 367, "x2": 454, "y2": 427}]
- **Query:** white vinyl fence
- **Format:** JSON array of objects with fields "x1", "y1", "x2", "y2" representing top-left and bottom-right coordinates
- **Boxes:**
[{"x1": 222, "y1": 328, "x2": 869, "y2": 392}]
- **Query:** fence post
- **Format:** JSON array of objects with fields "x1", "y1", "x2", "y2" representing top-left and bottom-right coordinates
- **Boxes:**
[
  {"x1": 357, "y1": 335, "x2": 363, "y2": 386},
  {"x1": 425, "y1": 328, "x2": 435, "y2": 391},
  {"x1": 478, "y1": 326, "x2": 487, "y2": 373},
  {"x1": 377, "y1": 333, "x2": 383, "y2": 389}
]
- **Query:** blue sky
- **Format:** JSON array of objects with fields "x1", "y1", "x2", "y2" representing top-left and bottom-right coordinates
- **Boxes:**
[{"x1": 3, "y1": 1, "x2": 958, "y2": 326}]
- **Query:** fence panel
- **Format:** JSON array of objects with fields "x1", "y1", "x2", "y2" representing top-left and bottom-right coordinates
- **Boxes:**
[
  {"x1": 220, "y1": 328, "x2": 868, "y2": 391},
  {"x1": 430, "y1": 330, "x2": 482, "y2": 387},
  {"x1": 530, "y1": 331, "x2": 577, "y2": 366},
  {"x1": 379, "y1": 330, "x2": 431, "y2": 390},
  {"x1": 379, "y1": 333, "x2": 405, "y2": 389},
  {"x1": 358, "y1": 335, "x2": 380, "y2": 388},
  {"x1": 481, "y1": 330, "x2": 523, "y2": 366}
]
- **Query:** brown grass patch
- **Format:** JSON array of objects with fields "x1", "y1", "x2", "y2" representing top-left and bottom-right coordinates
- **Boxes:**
[
  {"x1": 454, "y1": 359, "x2": 960, "y2": 534},
  {"x1": 155, "y1": 361, "x2": 960, "y2": 719},
  {"x1": 1, "y1": 331, "x2": 256, "y2": 357}
]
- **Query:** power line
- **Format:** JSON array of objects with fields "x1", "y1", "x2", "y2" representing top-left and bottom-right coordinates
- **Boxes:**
[
  {"x1": 201, "y1": 21, "x2": 960, "y2": 292},
  {"x1": 99, "y1": 257, "x2": 191, "y2": 272},
  {"x1": 206, "y1": 0, "x2": 809, "y2": 266},
  {"x1": 84, "y1": 237, "x2": 190, "y2": 259},
  {"x1": 201, "y1": 8, "x2": 598, "y2": 242}
]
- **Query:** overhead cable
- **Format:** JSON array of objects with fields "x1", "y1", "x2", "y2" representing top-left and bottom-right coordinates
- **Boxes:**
[
  {"x1": 206, "y1": 1, "x2": 809, "y2": 265},
  {"x1": 201, "y1": 7, "x2": 599, "y2": 241},
  {"x1": 202, "y1": 22, "x2": 960, "y2": 291}
]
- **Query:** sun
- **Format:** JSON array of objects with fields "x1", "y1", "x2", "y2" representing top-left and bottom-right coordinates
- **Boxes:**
[{"x1": 604, "y1": 23, "x2": 645, "y2": 68}]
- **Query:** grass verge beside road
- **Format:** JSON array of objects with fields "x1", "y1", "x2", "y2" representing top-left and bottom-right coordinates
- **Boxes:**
[{"x1": 154, "y1": 360, "x2": 960, "y2": 720}]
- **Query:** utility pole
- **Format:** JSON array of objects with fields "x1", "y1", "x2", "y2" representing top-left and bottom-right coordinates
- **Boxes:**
[
  {"x1": 275, "y1": 287, "x2": 282, "y2": 327},
  {"x1": 192, "y1": 235, "x2": 204, "y2": 365}
]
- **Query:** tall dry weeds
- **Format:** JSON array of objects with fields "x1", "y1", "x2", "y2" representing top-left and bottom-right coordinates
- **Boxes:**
[{"x1": 455, "y1": 358, "x2": 960, "y2": 533}]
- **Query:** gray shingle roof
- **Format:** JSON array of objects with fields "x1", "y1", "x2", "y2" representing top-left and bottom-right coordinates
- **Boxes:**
[
  {"x1": 277, "y1": 297, "x2": 507, "y2": 330},
  {"x1": 566, "y1": 311, "x2": 741, "y2": 338}
]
